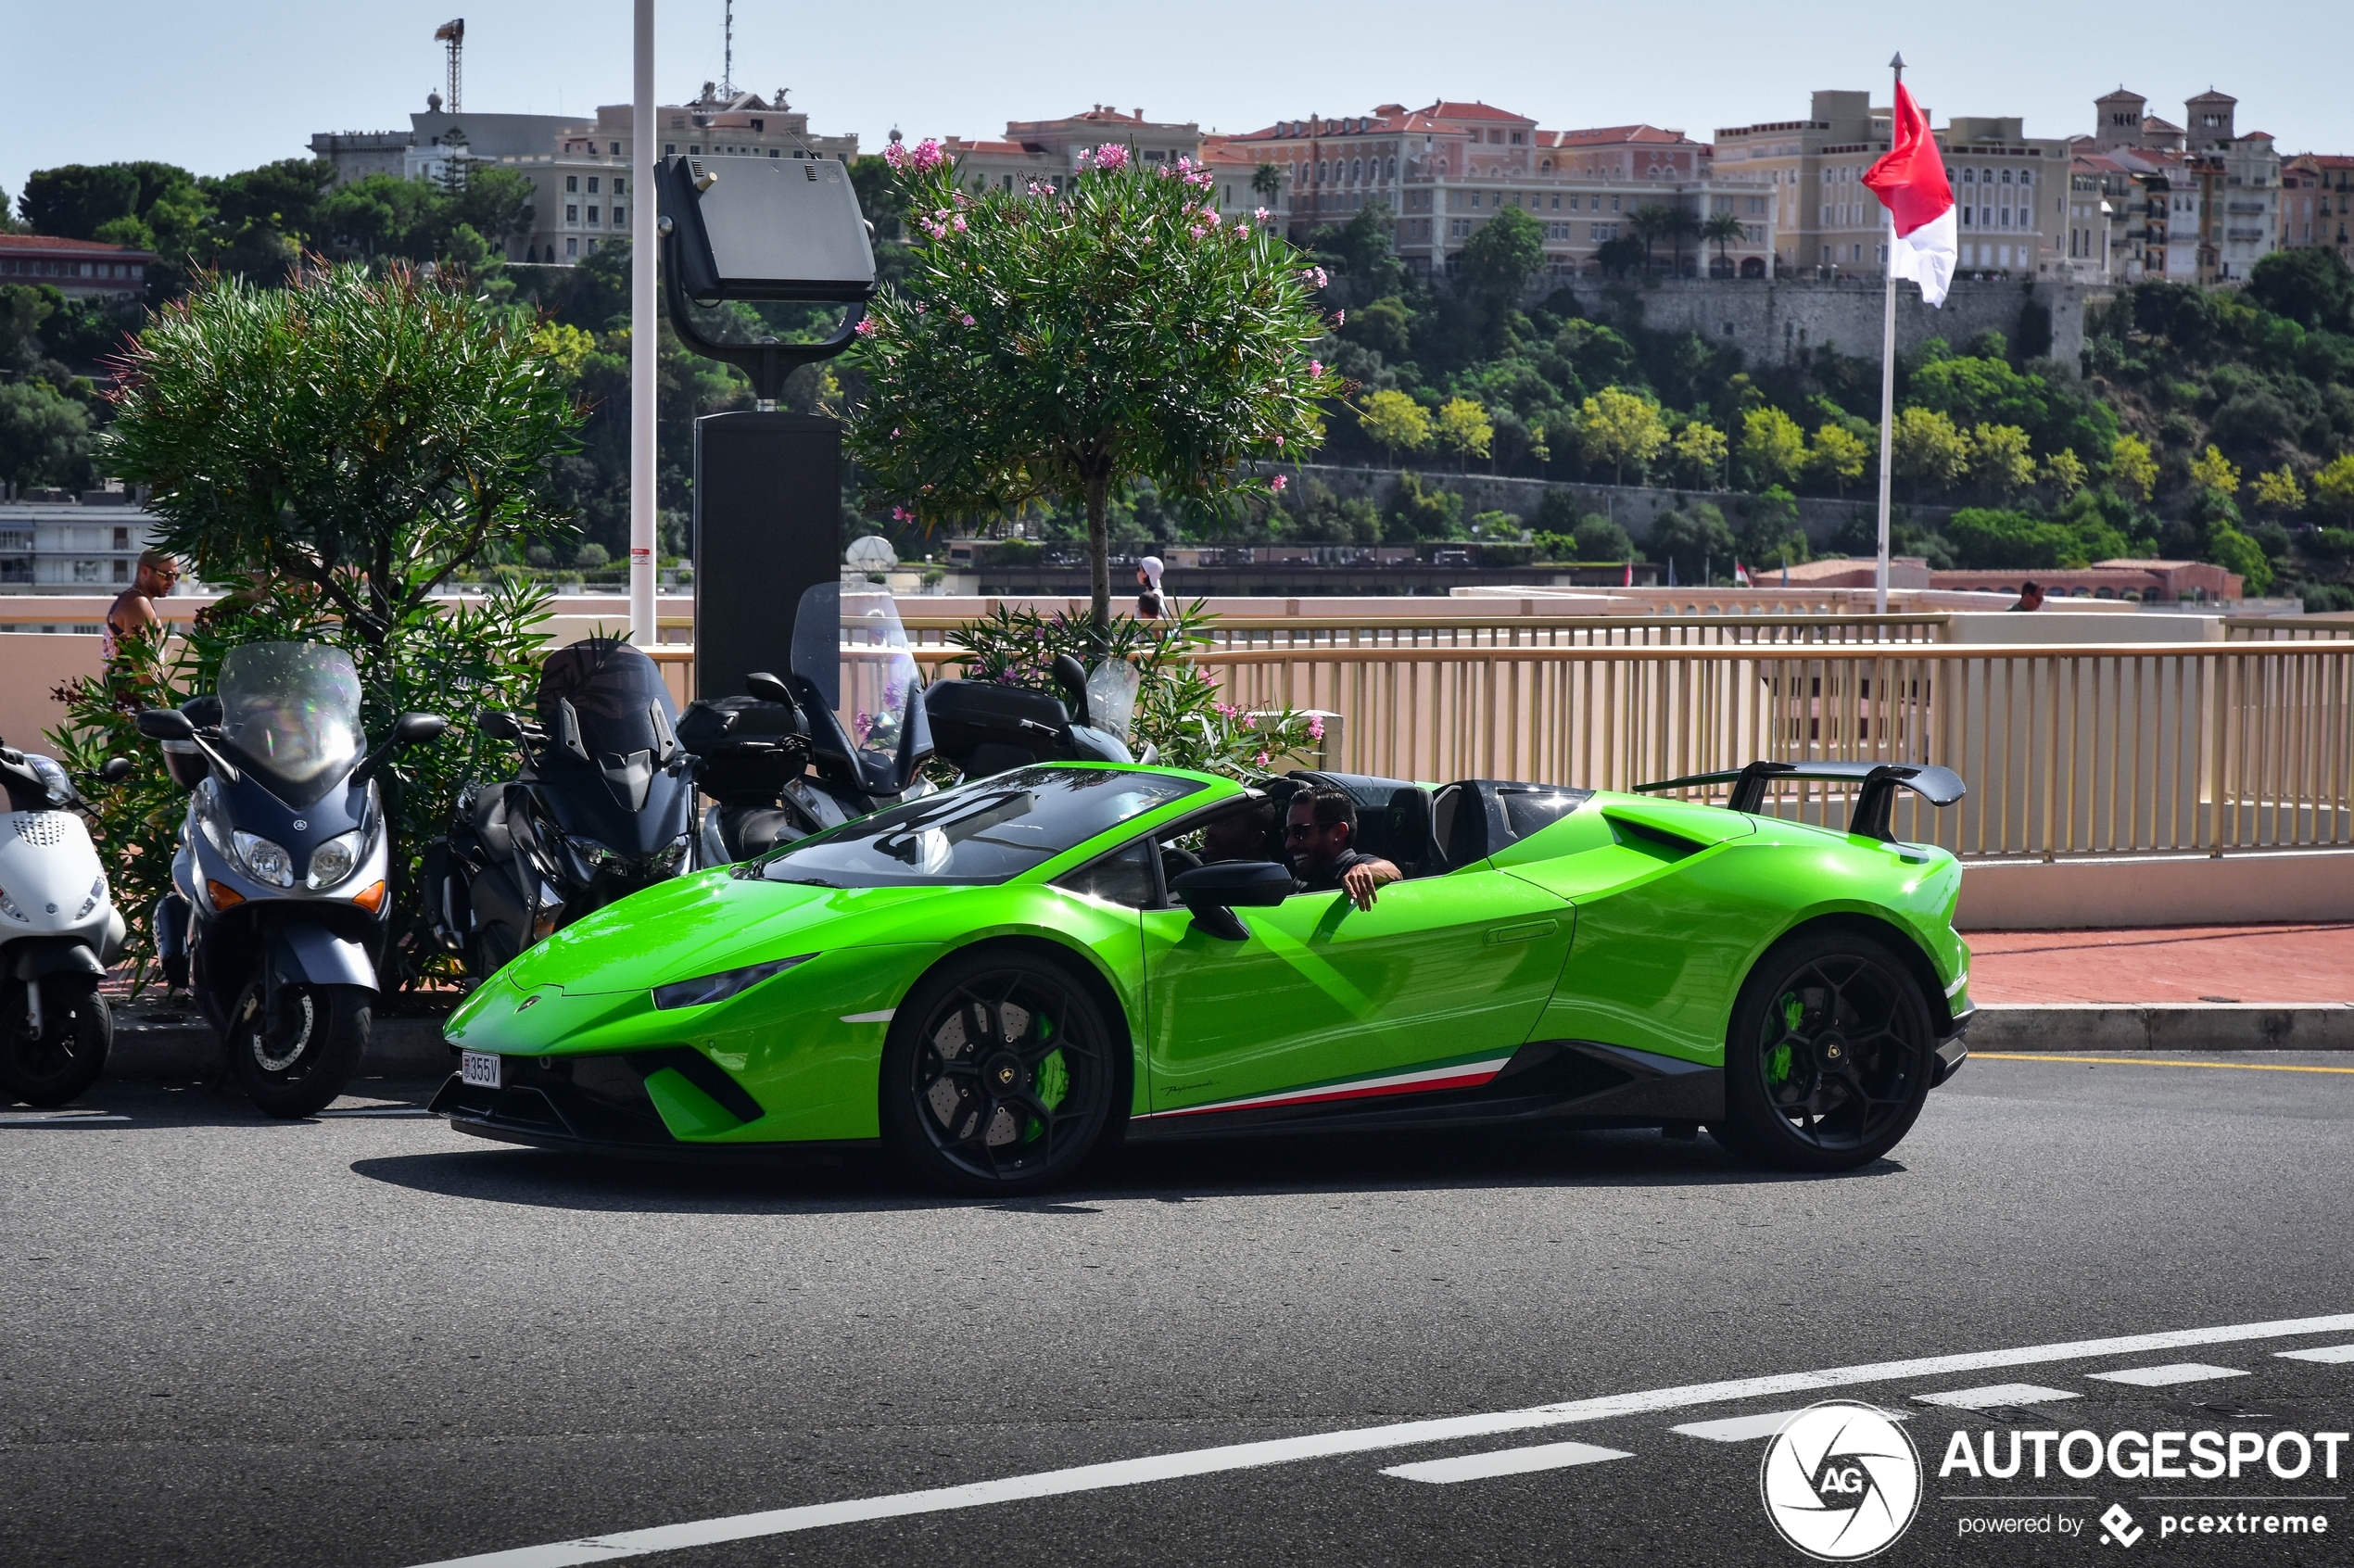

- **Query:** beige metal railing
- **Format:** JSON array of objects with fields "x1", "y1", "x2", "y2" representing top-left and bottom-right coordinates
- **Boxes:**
[
  {"x1": 2225, "y1": 614, "x2": 2354, "y2": 641},
  {"x1": 1196, "y1": 640, "x2": 2354, "y2": 860},
  {"x1": 896, "y1": 612, "x2": 1951, "y2": 651}
]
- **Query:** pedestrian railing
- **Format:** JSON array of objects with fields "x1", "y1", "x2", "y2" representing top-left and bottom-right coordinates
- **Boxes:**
[
  {"x1": 2225, "y1": 614, "x2": 2354, "y2": 641},
  {"x1": 896, "y1": 612, "x2": 1952, "y2": 652},
  {"x1": 1193, "y1": 640, "x2": 2354, "y2": 860}
]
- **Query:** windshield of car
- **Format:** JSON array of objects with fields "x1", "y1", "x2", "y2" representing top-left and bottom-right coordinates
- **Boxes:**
[
  {"x1": 537, "y1": 638, "x2": 676, "y2": 757},
  {"x1": 791, "y1": 583, "x2": 919, "y2": 774},
  {"x1": 750, "y1": 765, "x2": 1207, "y2": 887},
  {"x1": 217, "y1": 642, "x2": 363, "y2": 794}
]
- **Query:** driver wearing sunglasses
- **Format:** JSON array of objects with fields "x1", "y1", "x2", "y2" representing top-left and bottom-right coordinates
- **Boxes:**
[{"x1": 1285, "y1": 784, "x2": 1401, "y2": 911}]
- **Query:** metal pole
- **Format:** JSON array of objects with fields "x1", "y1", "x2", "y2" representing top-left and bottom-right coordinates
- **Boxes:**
[
  {"x1": 1874, "y1": 53, "x2": 1904, "y2": 617},
  {"x1": 629, "y1": 0, "x2": 658, "y2": 645}
]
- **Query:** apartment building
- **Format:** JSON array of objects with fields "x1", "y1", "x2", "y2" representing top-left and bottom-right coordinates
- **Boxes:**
[
  {"x1": 0, "y1": 234, "x2": 157, "y2": 299},
  {"x1": 310, "y1": 85, "x2": 857, "y2": 265},
  {"x1": 2280, "y1": 154, "x2": 2354, "y2": 266},
  {"x1": 0, "y1": 495, "x2": 161, "y2": 595},
  {"x1": 1202, "y1": 100, "x2": 1770, "y2": 282},
  {"x1": 935, "y1": 106, "x2": 1205, "y2": 196},
  {"x1": 1715, "y1": 91, "x2": 2067, "y2": 282}
]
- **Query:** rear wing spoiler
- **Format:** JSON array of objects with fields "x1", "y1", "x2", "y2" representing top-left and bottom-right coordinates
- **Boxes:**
[{"x1": 1633, "y1": 760, "x2": 1966, "y2": 843}]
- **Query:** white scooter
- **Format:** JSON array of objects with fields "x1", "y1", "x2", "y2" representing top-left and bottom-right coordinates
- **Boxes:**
[{"x1": 0, "y1": 742, "x2": 131, "y2": 1106}]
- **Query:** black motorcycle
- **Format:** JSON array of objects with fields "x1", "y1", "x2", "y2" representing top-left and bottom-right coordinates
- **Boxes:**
[
  {"x1": 139, "y1": 641, "x2": 445, "y2": 1117},
  {"x1": 422, "y1": 637, "x2": 696, "y2": 980}
]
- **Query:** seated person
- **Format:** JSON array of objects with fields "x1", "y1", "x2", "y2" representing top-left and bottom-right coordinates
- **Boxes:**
[
  {"x1": 1199, "y1": 797, "x2": 1276, "y2": 864},
  {"x1": 1285, "y1": 784, "x2": 1402, "y2": 911}
]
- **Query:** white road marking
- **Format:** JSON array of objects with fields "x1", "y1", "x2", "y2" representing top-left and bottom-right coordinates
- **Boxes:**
[
  {"x1": 2278, "y1": 1344, "x2": 2354, "y2": 1363},
  {"x1": 0, "y1": 1111, "x2": 129, "y2": 1125},
  {"x1": 1381, "y1": 1441, "x2": 1632, "y2": 1485},
  {"x1": 1671, "y1": 1409, "x2": 1911, "y2": 1443},
  {"x1": 839, "y1": 1010, "x2": 895, "y2": 1024},
  {"x1": 1914, "y1": 1383, "x2": 2082, "y2": 1410},
  {"x1": 319, "y1": 1107, "x2": 433, "y2": 1118},
  {"x1": 403, "y1": 1310, "x2": 2354, "y2": 1568},
  {"x1": 2086, "y1": 1363, "x2": 2247, "y2": 1387}
]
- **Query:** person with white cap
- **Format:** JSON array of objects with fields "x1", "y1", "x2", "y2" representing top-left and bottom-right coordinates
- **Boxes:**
[{"x1": 1135, "y1": 556, "x2": 1168, "y2": 620}]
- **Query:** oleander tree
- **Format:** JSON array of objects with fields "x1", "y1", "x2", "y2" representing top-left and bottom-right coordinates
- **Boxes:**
[{"x1": 846, "y1": 139, "x2": 1335, "y2": 632}]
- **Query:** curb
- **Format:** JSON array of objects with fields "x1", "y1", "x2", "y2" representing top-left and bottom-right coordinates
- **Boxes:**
[
  {"x1": 97, "y1": 1004, "x2": 2354, "y2": 1083},
  {"x1": 108, "y1": 1015, "x2": 453, "y2": 1081},
  {"x1": 1965, "y1": 1004, "x2": 2354, "y2": 1054}
]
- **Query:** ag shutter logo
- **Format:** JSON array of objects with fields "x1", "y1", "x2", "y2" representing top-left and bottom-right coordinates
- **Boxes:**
[{"x1": 1761, "y1": 1401, "x2": 1923, "y2": 1561}]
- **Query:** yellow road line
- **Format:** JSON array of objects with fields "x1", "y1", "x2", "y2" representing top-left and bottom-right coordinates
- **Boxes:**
[{"x1": 1976, "y1": 1052, "x2": 2354, "y2": 1076}]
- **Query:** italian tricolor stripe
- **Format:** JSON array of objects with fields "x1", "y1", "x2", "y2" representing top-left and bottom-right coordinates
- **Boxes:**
[{"x1": 1140, "y1": 1055, "x2": 1515, "y2": 1120}]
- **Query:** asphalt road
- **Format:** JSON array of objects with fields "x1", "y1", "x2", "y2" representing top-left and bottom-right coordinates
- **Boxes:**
[{"x1": 5, "y1": 1050, "x2": 2351, "y2": 1568}]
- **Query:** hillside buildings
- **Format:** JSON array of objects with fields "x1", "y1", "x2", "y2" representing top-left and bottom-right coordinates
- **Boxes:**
[{"x1": 0, "y1": 234, "x2": 157, "y2": 299}]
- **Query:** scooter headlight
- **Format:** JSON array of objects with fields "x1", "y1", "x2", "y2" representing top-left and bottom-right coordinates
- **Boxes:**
[
  {"x1": 650, "y1": 834, "x2": 690, "y2": 874},
  {"x1": 233, "y1": 831, "x2": 295, "y2": 888},
  {"x1": 74, "y1": 874, "x2": 107, "y2": 920},
  {"x1": 193, "y1": 779, "x2": 233, "y2": 855},
  {"x1": 307, "y1": 828, "x2": 366, "y2": 891},
  {"x1": 0, "y1": 884, "x2": 26, "y2": 923},
  {"x1": 568, "y1": 835, "x2": 624, "y2": 872}
]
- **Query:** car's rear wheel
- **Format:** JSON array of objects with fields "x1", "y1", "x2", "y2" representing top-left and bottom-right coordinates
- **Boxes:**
[
  {"x1": 881, "y1": 950, "x2": 1120, "y2": 1195},
  {"x1": 1712, "y1": 929, "x2": 1935, "y2": 1172}
]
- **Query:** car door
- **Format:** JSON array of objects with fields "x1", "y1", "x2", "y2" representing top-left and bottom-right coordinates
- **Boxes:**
[{"x1": 1139, "y1": 865, "x2": 1574, "y2": 1117}]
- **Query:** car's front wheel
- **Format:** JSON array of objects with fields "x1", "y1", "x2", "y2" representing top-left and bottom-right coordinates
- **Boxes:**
[
  {"x1": 1712, "y1": 928, "x2": 1936, "y2": 1172},
  {"x1": 881, "y1": 950, "x2": 1120, "y2": 1195}
]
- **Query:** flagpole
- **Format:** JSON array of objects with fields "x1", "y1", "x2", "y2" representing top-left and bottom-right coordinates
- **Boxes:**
[{"x1": 1874, "y1": 51, "x2": 1904, "y2": 617}]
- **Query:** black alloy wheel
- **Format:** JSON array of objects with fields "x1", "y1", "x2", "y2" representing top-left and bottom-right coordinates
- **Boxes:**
[
  {"x1": 0, "y1": 980, "x2": 110, "y2": 1106},
  {"x1": 881, "y1": 951, "x2": 1120, "y2": 1195},
  {"x1": 1714, "y1": 929, "x2": 1936, "y2": 1172}
]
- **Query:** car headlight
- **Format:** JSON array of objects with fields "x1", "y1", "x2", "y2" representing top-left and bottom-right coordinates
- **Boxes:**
[
  {"x1": 651, "y1": 954, "x2": 815, "y2": 1011},
  {"x1": 75, "y1": 875, "x2": 107, "y2": 920},
  {"x1": 233, "y1": 830, "x2": 295, "y2": 887},
  {"x1": 307, "y1": 828, "x2": 366, "y2": 891}
]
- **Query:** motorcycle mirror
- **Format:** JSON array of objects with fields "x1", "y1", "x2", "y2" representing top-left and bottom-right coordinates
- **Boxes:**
[
  {"x1": 744, "y1": 670, "x2": 792, "y2": 706},
  {"x1": 97, "y1": 756, "x2": 134, "y2": 784},
  {"x1": 1051, "y1": 654, "x2": 1091, "y2": 726},
  {"x1": 478, "y1": 709, "x2": 522, "y2": 740},
  {"x1": 394, "y1": 712, "x2": 449, "y2": 746},
  {"x1": 137, "y1": 708, "x2": 196, "y2": 741}
]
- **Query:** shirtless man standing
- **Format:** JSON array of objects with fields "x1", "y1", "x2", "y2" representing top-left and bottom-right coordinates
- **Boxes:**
[{"x1": 102, "y1": 550, "x2": 181, "y2": 665}]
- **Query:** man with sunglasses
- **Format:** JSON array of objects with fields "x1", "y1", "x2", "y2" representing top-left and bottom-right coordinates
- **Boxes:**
[
  {"x1": 103, "y1": 549, "x2": 183, "y2": 667},
  {"x1": 1285, "y1": 784, "x2": 1401, "y2": 912}
]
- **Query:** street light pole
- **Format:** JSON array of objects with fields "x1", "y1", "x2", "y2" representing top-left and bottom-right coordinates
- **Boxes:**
[{"x1": 629, "y1": 0, "x2": 657, "y2": 646}]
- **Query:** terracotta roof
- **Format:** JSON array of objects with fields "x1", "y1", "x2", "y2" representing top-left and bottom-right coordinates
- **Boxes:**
[
  {"x1": 943, "y1": 138, "x2": 1029, "y2": 157},
  {"x1": 0, "y1": 234, "x2": 158, "y2": 259},
  {"x1": 1415, "y1": 100, "x2": 1537, "y2": 124},
  {"x1": 1538, "y1": 124, "x2": 1694, "y2": 148}
]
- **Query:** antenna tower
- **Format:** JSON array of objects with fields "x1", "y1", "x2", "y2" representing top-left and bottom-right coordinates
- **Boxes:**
[
  {"x1": 433, "y1": 19, "x2": 465, "y2": 111},
  {"x1": 721, "y1": 0, "x2": 735, "y2": 97}
]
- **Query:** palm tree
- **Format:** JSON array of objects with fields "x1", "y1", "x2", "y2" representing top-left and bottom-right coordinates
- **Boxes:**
[
  {"x1": 1251, "y1": 162, "x2": 1284, "y2": 207},
  {"x1": 1664, "y1": 206, "x2": 1702, "y2": 277},
  {"x1": 1701, "y1": 212, "x2": 1745, "y2": 275},
  {"x1": 1629, "y1": 204, "x2": 1675, "y2": 272}
]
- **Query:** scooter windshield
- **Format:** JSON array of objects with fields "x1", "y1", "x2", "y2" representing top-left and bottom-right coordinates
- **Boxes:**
[
  {"x1": 791, "y1": 584, "x2": 919, "y2": 779},
  {"x1": 216, "y1": 642, "x2": 364, "y2": 800},
  {"x1": 537, "y1": 639, "x2": 677, "y2": 758}
]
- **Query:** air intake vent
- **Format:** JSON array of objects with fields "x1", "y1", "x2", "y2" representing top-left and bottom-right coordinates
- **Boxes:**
[{"x1": 1605, "y1": 813, "x2": 1705, "y2": 862}]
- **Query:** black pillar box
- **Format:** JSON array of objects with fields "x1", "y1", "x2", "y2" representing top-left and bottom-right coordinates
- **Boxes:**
[{"x1": 691, "y1": 411, "x2": 842, "y2": 703}]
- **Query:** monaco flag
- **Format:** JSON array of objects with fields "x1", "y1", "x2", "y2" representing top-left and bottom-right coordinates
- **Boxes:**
[{"x1": 1862, "y1": 82, "x2": 1955, "y2": 307}]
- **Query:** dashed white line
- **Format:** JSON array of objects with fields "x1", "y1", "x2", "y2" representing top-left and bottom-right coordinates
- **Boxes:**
[
  {"x1": 2086, "y1": 1363, "x2": 2247, "y2": 1387},
  {"x1": 2279, "y1": 1344, "x2": 2354, "y2": 1364},
  {"x1": 1914, "y1": 1383, "x2": 2082, "y2": 1410},
  {"x1": 0, "y1": 1112, "x2": 129, "y2": 1125},
  {"x1": 318, "y1": 1107, "x2": 434, "y2": 1118},
  {"x1": 403, "y1": 1310, "x2": 2354, "y2": 1568},
  {"x1": 1382, "y1": 1441, "x2": 1632, "y2": 1485},
  {"x1": 1671, "y1": 1409, "x2": 1908, "y2": 1443}
]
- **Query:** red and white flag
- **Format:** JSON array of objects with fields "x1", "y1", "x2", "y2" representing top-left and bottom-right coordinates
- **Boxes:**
[
  {"x1": 1733, "y1": 561, "x2": 1752, "y2": 587},
  {"x1": 1863, "y1": 82, "x2": 1955, "y2": 308},
  {"x1": 1621, "y1": 561, "x2": 1633, "y2": 588}
]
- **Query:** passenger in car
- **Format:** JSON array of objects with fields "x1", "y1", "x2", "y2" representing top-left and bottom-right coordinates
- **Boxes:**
[
  {"x1": 1199, "y1": 797, "x2": 1278, "y2": 864},
  {"x1": 1285, "y1": 785, "x2": 1402, "y2": 910}
]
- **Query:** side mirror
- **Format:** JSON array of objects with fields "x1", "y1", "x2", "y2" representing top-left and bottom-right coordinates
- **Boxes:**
[
  {"x1": 97, "y1": 756, "x2": 134, "y2": 785},
  {"x1": 137, "y1": 709, "x2": 196, "y2": 741},
  {"x1": 394, "y1": 712, "x2": 449, "y2": 747},
  {"x1": 1169, "y1": 860, "x2": 1295, "y2": 942},
  {"x1": 1051, "y1": 654, "x2": 1090, "y2": 727},
  {"x1": 744, "y1": 670, "x2": 792, "y2": 706},
  {"x1": 478, "y1": 709, "x2": 521, "y2": 740}
]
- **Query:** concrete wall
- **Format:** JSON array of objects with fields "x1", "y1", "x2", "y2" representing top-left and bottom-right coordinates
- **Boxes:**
[
  {"x1": 1957, "y1": 850, "x2": 2354, "y2": 932},
  {"x1": 1567, "y1": 274, "x2": 2097, "y2": 370},
  {"x1": 1276, "y1": 462, "x2": 1952, "y2": 549}
]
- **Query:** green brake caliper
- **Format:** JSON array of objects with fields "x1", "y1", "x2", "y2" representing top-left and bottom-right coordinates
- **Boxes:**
[
  {"x1": 1026, "y1": 1013, "x2": 1068, "y2": 1143},
  {"x1": 1766, "y1": 993, "x2": 1802, "y2": 1085}
]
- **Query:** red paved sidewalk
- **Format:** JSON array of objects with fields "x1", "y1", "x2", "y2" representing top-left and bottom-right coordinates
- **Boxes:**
[{"x1": 1968, "y1": 923, "x2": 2354, "y2": 1005}]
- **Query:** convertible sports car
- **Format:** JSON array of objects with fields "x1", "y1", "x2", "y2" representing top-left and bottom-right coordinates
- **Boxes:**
[{"x1": 432, "y1": 760, "x2": 1973, "y2": 1193}]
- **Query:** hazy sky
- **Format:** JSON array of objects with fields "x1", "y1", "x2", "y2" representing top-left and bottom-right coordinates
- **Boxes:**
[{"x1": 8, "y1": 1, "x2": 2348, "y2": 215}]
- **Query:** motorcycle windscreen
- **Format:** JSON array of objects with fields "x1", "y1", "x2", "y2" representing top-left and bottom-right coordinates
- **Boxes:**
[
  {"x1": 791, "y1": 584, "x2": 927, "y2": 795},
  {"x1": 216, "y1": 642, "x2": 365, "y2": 807},
  {"x1": 535, "y1": 638, "x2": 691, "y2": 854}
]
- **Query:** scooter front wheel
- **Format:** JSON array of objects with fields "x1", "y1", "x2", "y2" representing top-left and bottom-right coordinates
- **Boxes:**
[
  {"x1": 0, "y1": 981, "x2": 110, "y2": 1106},
  {"x1": 227, "y1": 980, "x2": 370, "y2": 1118}
]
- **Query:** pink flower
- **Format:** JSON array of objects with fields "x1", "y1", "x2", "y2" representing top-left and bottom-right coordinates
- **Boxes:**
[
  {"x1": 914, "y1": 302, "x2": 927, "y2": 313},
  {"x1": 909, "y1": 138, "x2": 946, "y2": 174},
  {"x1": 1310, "y1": 360, "x2": 1323, "y2": 378},
  {"x1": 854, "y1": 318, "x2": 877, "y2": 337},
  {"x1": 1254, "y1": 207, "x2": 1270, "y2": 221},
  {"x1": 1314, "y1": 267, "x2": 1329, "y2": 287},
  {"x1": 884, "y1": 142, "x2": 910, "y2": 171},
  {"x1": 953, "y1": 215, "x2": 967, "y2": 232},
  {"x1": 1308, "y1": 715, "x2": 1324, "y2": 740},
  {"x1": 1091, "y1": 142, "x2": 1131, "y2": 172},
  {"x1": 1200, "y1": 208, "x2": 1221, "y2": 226},
  {"x1": 1273, "y1": 436, "x2": 1285, "y2": 449},
  {"x1": 1335, "y1": 310, "x2": 1347, "y2": 325},
  {"x1": 1271, "y1": 473, "x2": 1287, "y2": 490},
  {"x1": 1256, "y1": 750, "x2": 1272, "y2": 767},
  {"x1": 891, "y1": 505, "x2": 911, "y2": 521},
  {"x1": 961, "y1": 314, "x2": 976, "y2": 326},
  {"x1": 1190, "y1": 224, "x2": 1206, "y2": 238},
  {"x1": 1235, "y1": 221, "x2": 1251, "y2": 235},
  {"x1": 892, "y1": 427, "x2": 901, "y2": 437}
]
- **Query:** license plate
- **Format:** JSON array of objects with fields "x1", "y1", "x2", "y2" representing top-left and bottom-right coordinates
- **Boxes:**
[{"x1": 460, "y1": 1051, "x2": 503, "y2": 1089}]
